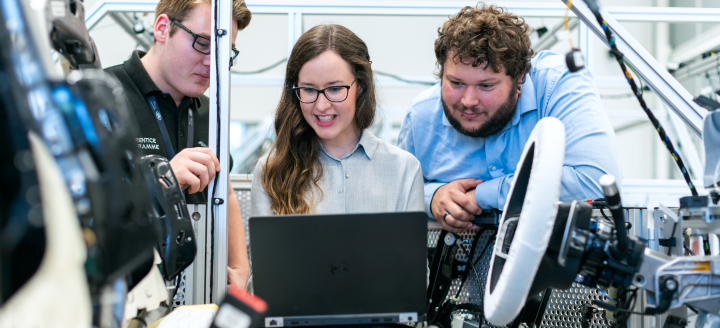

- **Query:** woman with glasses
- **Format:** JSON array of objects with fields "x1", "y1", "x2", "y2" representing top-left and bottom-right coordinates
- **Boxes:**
[{"x1": 250, "y1": 24, "x2": 424, "y2": 216}]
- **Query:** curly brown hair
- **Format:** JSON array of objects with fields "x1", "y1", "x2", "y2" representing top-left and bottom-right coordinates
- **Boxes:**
[{"x1": 435, "y1": 2, "x2": 533, "y2": 82}]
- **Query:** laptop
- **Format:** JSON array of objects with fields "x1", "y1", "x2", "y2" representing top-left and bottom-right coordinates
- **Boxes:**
[{"x1": 249, "y1": 212, "x2": 428, "y2": 327}]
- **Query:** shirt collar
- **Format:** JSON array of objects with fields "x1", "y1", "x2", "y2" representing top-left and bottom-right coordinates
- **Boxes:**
[
  {"x1": 511, "y1": 75, "x2": 538, "y2": 126},
  {"x1": 124, "y1": 50, "x2": 161, "y2": 97},
  {"x1": 318, "y1": 130, "x2": 379, "y2": 161},
  {"x1": 440, "y1": 75, "x2": 538, "y2": 129},
  {"x1": 124, "y1": 50, "x2": 202, "y2": 110}
]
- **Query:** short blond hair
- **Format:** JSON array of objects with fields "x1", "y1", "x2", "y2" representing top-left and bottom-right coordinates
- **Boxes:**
[{"x1": 155, "y1": 0, "x2": 252, "y2": 36}]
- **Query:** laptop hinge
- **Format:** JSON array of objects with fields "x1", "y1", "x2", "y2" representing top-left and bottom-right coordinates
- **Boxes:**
[
  {"x1": 265, "y1": 317, "x2": 284, "y2": 327},
  {"x1": 264, "y1": 312, "x2": 420, "y2": 327},
  {"x1": 399, "y1": 312, "x2": 419, "y2": 323}
]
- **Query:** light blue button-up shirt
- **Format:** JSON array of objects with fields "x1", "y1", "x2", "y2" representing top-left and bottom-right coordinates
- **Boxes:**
[{"x1": 397, "y1": 51, "x2": 622, "y2": 218}]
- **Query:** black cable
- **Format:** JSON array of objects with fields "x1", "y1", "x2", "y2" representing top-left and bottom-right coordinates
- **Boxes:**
[
  {"x1": 208, "y1": 0, "x2": 222, "y2": 304},
  {"x1": 592, "y1": 300, "x2": 653, "y2": 316},
  {"x1": 231, "y1": 58, "x2": 287, "y2": 74},
  {"x1": 455, "y1": 245, "x2": 483, "y2": 298},
  {"x1": 473, "y1": 233, "x2": 495, "y2": 308},
  {"x1": 374, "y1": 70, "x2": 437, "y2": 85},
  {"x1": 172, "y1": 274, "x2": 181, "y2": 303},
  {"x1": 582, "y1": 0, "x2": 698, "y2": 197},
  {"x1": 614, "y1": 287, "x2": 639, "y2": 326},
  {"x1": 599, "y1": 207, "x2": 614, "y2": 226},
  {"x1": 472, "y1": 233, "x2": 496, "y2": 268},
  {"x1": 229, "y1": 56, "x2": 437, "y2": 86},
  {"x1": 667, "y1": 222, "x2": 678, "y2": 256},
  {"x1": 455, "y1": 227, "x2": 495, "y2": 298}
]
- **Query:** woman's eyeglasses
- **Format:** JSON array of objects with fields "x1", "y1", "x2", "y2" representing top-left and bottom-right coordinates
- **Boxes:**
[{"x1": 292, "y1": 80, "x2": 357, "y2": 103}]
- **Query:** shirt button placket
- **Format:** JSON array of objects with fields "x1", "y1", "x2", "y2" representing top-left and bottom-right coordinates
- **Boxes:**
[{"x1": 340, "y1": 161, "x2": 346, "y2": 211}]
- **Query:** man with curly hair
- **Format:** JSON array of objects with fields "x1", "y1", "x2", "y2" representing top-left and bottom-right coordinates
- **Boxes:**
[{"x1": 398, "y1": 3, "x2": 621, "y2": 232}]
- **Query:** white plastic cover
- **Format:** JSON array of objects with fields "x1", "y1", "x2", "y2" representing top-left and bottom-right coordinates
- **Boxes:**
[
  {"x1": 0, "y1": 132, "x2": 91, "y2": 328},
  {"x1": 484, "y1": 117, "x2": 566, "y2": 325},
  {"x1": 122, "y1": 249, "x2": 169, "y2": 322}
]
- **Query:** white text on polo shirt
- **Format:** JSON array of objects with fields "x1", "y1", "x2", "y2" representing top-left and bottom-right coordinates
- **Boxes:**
[{"x1": 136, "y1": 137, "x2": 160, "y2": 150}]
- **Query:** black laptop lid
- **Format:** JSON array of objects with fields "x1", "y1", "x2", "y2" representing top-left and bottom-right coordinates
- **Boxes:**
[{"x1": 249, "y1": 212, "x2": 427, "y2": 318}]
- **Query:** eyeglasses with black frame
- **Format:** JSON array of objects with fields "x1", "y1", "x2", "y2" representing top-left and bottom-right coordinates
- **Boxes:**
[
  {"x1": 169, "y1": 17, "x2": 240, "y2": 63},
  {"x1": 292, "y1": 80, "x2": 357, "y2": 104}
]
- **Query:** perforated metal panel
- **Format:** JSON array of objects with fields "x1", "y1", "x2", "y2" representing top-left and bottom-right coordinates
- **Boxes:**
[
  {"x1": 431, "y1": 228, "x2": 505, "y2": 327},
  {"x1": 172, "y1": 189, "x2": 252, "y2": 309},
  {"x1": 427, "y1": 228, "x2": 612, "y2": 328},
  {"x1": 540, "y1": 284, "x2": 611, "y2": 328},
  {"x1": 235, "y1": 189, "x2": 252, "y2": 252},
  {"x1": 171, "y1": 271, "x2": 186, "y2": 309}
]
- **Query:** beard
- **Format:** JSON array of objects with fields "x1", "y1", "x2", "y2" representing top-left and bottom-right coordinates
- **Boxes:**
[{"x1": 442, "y1": 85, "x2": 519, "y2": 138}]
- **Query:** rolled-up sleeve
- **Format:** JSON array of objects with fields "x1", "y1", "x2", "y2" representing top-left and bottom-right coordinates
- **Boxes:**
[
  {"x1": 484, "y1": 67, "x2": 622, "y2": 210},
  {"x1": 544, "y1": 67, "x2": 622, "y2": 202},
  {"x1": 474, "y1": 175, "x2": 508, "y2": 210}
]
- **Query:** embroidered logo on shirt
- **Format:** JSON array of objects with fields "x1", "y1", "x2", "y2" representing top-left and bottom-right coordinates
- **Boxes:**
[{"x1": 137, "y1": 137, "x2": 160, "y2": 150}]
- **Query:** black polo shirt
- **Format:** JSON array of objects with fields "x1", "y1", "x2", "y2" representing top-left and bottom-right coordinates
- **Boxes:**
[{"x1": 106, "y1": 50, "x2": 210, "y2": 204}]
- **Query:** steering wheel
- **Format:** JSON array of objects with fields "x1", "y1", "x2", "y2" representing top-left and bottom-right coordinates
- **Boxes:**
[{"x1": 483, "y1": 117, "x2": 566, "y2": 325}]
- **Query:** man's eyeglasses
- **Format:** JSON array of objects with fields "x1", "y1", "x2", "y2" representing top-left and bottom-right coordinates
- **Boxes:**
[
  {"x1": 292, "y1": 80, "x2": 356, "y2": 103},
  {"x1": 169, "y1": 18, "x2": 240, "y2": 63}
]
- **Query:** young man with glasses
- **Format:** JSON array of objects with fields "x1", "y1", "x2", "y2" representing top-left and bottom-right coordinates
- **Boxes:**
[{"x1": 106, "y1": 0, "x2": 252, "y2": 288}]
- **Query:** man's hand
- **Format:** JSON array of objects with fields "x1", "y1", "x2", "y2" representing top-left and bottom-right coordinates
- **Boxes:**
[
  {"x1": 431, "y1": 178, "x2": 483, "y2": 232},
  {"x1": 169, "y1": 147, "x2": 220, "y2": 193},
  {"x1": 227, "y1": 266, "x2": 248, "y2": 290}
]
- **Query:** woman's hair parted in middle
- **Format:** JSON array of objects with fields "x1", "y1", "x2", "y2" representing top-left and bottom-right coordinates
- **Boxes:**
[{"x1": 261, "y1": 24, "x2": 376, "y2": 214}]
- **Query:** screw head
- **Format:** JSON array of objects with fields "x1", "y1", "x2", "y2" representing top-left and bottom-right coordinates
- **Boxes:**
[{"x1": 665, "y1": 278, "x2": 678, "y2": 291}]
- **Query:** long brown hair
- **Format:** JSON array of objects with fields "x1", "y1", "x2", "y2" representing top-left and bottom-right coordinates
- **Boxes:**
[{"x1": 261, "y1": 24, "x2": 376, "y2": 214}]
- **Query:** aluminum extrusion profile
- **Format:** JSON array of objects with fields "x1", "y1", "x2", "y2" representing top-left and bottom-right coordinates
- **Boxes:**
[
  {"x1": 563, "y1": 0, "x2": 706, "y2": 136},
  {"x1": 207, "y1": 0, "x2": 232, "y2": 303}
]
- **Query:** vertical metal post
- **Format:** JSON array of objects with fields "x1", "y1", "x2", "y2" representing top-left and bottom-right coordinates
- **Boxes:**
[
  {"x1": 208, "y1": 0, "x2": 231, "y2": 303},
  {"x1": 184, "y1": 204, "x2": 207, "y2": 305},
  {"x1": 578, "y1": 21, "x2": 594, "y2": 73},
  {"x1": 287, "y1": 11, "x2": 302, "y2": 57}
]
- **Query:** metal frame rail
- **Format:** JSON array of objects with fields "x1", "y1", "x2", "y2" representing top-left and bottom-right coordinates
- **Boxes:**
[
  {"x1": 206, "y1": 0, "x2": 232, "y2": 304},
  {"x1": 563, "y1": 0, "x2": 708, "y2": 136},
  {"x1": 672, "y1": 53, "x2": 720, "y2": 82}
]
